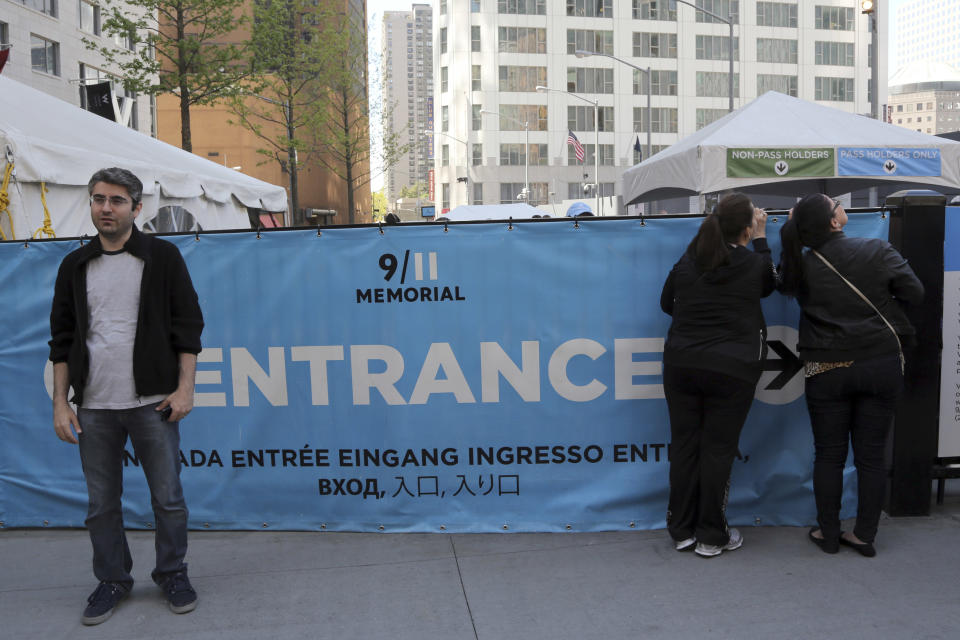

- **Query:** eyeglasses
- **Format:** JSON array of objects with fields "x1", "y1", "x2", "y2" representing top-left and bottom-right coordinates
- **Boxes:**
[
  {"x1": 830, "y1": 198, "x2": 842, "y2": 216},
  {"x1": 90, "y1": 195, "x2": 131, "y2": 207}
]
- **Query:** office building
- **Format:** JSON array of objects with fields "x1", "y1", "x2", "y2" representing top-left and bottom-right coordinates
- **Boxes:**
[
  {"x1": 895, "y1": 0, "x2": 960, "y2": 70},
  {"x1": 382, "y1": 4, "x2": 435, "y2": 205},
  {"x1": 432, "y1": 0, "x2": 882, "y2": 212},
  {"x1": 1, "y1": 0, "x2": 154, "y2": 134},
  {"x1": 888, "y1": 61, "x2": 960, "y2": 135}
]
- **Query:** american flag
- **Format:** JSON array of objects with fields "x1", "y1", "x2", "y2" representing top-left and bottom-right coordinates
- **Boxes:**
[{"x1": 567, "y1": 130, "x2": 585, "y2": 163}]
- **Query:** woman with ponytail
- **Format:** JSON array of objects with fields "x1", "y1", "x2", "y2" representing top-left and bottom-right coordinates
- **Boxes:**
[
  {"x1": 660, "y1": 193, "x2": 775, "y2": 557},
  {"x1": 779, "y1": 194, "x2": 923, "y2": 557}
]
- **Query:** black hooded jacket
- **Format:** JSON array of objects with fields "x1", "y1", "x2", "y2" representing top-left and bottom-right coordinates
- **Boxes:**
[{"x1": 660, "y1": 238, "x2": 776, "y2": 382}]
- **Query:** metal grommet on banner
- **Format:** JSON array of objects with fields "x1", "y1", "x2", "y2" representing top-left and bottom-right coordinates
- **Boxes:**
[
  {"x1": 320, "y1": 523, "x2": 326, "y2": 529},
  {"x1": 23, "y1": 238, "x2": 29, "y2": 249},
  {"x1": 145, "y1": 522, "x2": 153, "y2": 528},
  {"x1": 317, "y1": 225, "x2": 322, "y2": 237},
  {"x1": 565, "y1": 524, "x2": 572, "y2": 530},
  {"x1": 770, "y1": 217, "x2": 779, "y2": 224},
  {"x1": 0, "y1": 521, "x2": 5, "y2": 528},
  {"x1": 443, "y1": 222, "x2": 448, "y2": 233},
  {"x1": 256, "y1": 225, "x2": 262, "y2": 239},
  {"x1": 439, "y1": 525, "x2": 447, "y2": 531},
  {"x1": 880, "y1": 206, "x2": 887, "y2": 219},
  {"x1": 508, "y1": 217, "x2": 513, "y2": 231},
  {"x1": 262, "y1": 522, "x2": 269, "y2": 528},
  {"x1": 203, "y1": 523, "x2": 210, "y2": 528},
  {"x1": 629, "y1": 521, "x2": 636, "y2": 528},
  {"x1": 573, "y1": 219, "x2": 580, "y2": 229},
  {"x1": 194, "y1": 230, "x2": 200, "y2": 242},
  {"x1": 378, "y1": 524, "x2": 385, "y2": 531},
  {"x1": 43, "y1": 520, "x2": 49, "y2": 527},
  {"x1": 502, "y1": 524, "x2": 509, "y2": 530},
  {"x1": 378, "y1": 221, "x2": 384, "y2": 235}
]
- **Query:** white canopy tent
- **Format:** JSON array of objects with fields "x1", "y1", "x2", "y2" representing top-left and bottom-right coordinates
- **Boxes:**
[
  {"x1": 622, "y1": 92, "x2": 960, "y2": 204},
  {"x1": 0, "y1": 76, "x2": 287, "y2": 240}
]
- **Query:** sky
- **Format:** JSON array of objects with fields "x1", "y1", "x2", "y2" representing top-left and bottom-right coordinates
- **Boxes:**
[{"x1": 365, "y1": 0, "x2": 912, "y2": 192}]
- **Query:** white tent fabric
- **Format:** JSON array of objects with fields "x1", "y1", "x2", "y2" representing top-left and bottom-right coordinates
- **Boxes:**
[
  {"x1": 442, "y1": 203, "x2": 544, "y2": 221},
  {"x1": 0, "y1": 76, "x2": 287, "y2": 240},
  {"x1": 622, "y1": 92, "x2": 960, "y2": 204}
]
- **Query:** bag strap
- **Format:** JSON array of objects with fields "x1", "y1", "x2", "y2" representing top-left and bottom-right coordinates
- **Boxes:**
[{"x1": 811, "y1": 249, "x2": 904, "y2": 374}]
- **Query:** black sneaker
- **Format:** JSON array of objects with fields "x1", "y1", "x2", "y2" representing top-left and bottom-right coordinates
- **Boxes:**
[
  {"x1": 161, "y1": 571, "x2": 198, "y2": 614},
  {"x1": 81, "y1": 581, "x2": 129, "y2": 626}
]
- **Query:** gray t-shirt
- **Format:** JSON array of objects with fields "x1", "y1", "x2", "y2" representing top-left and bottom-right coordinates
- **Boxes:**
[{"x1": 83, "y1": 250, "x2": 166, "y2": 409}]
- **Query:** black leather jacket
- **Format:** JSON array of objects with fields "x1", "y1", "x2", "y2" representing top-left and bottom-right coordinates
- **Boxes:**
[
  {"x1": 792, "y1": 232, "x2": 923, "y2": 362},
  {"x1": 48, "y1": 227, "x2": 204, "y2": 405}
]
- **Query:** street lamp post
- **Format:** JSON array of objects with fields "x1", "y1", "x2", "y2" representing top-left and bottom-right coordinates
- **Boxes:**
[
  {"x1": 575, "y1": 50, "x2": 651, "y2": 162},
  {"x1": 670, "y1": 0, "x2": 735, "y2": 112},
  {"x1": 424, "y1": 129, "x2": 469, "y2": 207},
  {"x1": 480, "y1": 109, "x2": 529, "y2": 204},
  {"x1": 536, "y1": 85, "x2": 600, "y2": 216}
]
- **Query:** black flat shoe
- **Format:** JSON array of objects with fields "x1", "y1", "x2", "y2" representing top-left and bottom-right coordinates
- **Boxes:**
[
  {"x1": 839, "y1": 535, "x2": 876, "y2": 557},
  {"x1": 808, "y1": 527, "x2": 839, "y2": 554}
]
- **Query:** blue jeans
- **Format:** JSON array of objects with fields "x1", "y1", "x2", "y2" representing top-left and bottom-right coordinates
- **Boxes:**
[
  {"x1": 804, "y1": 353, "x2": 902, "y2": 544},
  {"x1": 77, "y1": 403, "x2": 188, "y2": 588}
]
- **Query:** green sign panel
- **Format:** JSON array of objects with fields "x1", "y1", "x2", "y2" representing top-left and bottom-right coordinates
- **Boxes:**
[{"x1": 727, "y1": 148, "x2": 835, "y2": 178}]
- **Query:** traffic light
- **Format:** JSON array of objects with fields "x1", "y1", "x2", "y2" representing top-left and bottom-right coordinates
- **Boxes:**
[{"x1": 861, "y1": 0, "x2": 874, "y2": 14}]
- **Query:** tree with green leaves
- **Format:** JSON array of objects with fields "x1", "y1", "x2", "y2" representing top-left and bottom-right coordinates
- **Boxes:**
[
  {"x1": 399, "y1": 182, "x2": 428, "y2": 200},
  {"x1": 86, "y1": 0, "x2": 249, "y2": 152}
]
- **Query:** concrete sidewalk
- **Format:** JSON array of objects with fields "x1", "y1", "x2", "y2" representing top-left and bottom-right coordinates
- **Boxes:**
[{"x1": 2, "y1": 492, "x2": 958, "y2": 640}]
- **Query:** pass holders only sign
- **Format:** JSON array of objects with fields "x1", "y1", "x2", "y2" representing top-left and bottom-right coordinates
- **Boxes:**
[
  {"x1": 837, "y1": 147, "x2": 941, "y2": 177},
  {"x1": 726, "y1": 148, "x2": 834, "y2": 178}
]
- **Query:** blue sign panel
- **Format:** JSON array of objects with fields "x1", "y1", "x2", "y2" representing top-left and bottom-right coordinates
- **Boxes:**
[
  {"x1": 837, "y1": 147, "x2": 941, "y2": 177},
  {"x1": 0, "y1": 215, "x2": 888, "y2": 532}
]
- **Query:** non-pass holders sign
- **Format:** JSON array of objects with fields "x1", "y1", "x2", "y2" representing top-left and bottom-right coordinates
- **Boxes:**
[{"x1": 726, "y1": 148, "x2": 834, "y2": 178}]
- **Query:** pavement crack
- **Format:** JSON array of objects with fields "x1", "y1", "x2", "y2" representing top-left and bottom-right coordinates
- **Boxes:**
[{"x1": 449, "y1": 535, "x2": 480, "y2": 640}]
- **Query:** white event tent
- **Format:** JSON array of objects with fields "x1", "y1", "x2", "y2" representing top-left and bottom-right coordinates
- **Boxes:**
[
  {"x1": 0, "y1": 76, "x2": 287, "y2": 240},
  {"x1": 622, "y1": 91, "x2": 960, "y2": 204}
]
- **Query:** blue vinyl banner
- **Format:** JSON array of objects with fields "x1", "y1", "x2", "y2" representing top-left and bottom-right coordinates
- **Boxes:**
[
  {"x1": 0, "y1": 215, "x2": 888, "y2": 532},
  {"x1": 837, "y1": 147, "x2": 941, "y2": 177}
]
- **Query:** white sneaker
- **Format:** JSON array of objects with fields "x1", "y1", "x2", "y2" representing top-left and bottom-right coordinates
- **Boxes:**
[
  {"x1": 674, "y1": 537, "x2": 696, "y2": 551},
  {"x1": 694, "y1": 528, "x2": 742, "y2": 557}
]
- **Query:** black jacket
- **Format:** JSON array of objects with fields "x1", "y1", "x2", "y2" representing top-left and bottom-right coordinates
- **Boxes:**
[
  {"x1": 49, "y1": 227, "x2": 204, "y2": 405},
  {"x1": 660, "y1": 238, "x2": 776, "y2": 382},
  {"x1": 791, "y1": 232, "x2": 923, "y2": 362}
]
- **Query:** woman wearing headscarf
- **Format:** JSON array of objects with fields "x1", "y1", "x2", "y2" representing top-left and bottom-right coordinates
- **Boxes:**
[
  {"x1": 779, "y1": 194, "x2": 923, "y2": 556},
  {"x1": 660, "y1": 193, "x2": 775, "y2": 557}
]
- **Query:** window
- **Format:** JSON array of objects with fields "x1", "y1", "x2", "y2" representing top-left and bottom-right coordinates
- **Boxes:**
[
  {"x1": 566, "y1": 0, "x2": 612, "y2": 17},
  {"x1": 634, "y1": 106, "x2": 678, "y2": 133},
  {"x1": 440, "y1": 0, "x2": 447, "y2": 14},
  {"x1": 632, "y1": 0, "x2": 676, "y2": 20},
  {"x1": 815, "y1": 41, "x2": 854, "y2": 66},
  {"x1": 696, "y1": 108, "x2": 727, "y2": 130},
  {"x1": 757, "y1": 73, "x2": 797, "y2": 97},
  {"x1": 471, "y1": 26, "x2": 481, "y2": 52},
  {"x1": 473, "y1": 144, "x2": 483, "y2": 166},
  {"x1": 79, "y1": 1, "x2": 100, "y2": 36},
  {"x1": 31, "y1": 35, "x2": 60, "y2": 76},
  {"x1": 697, "y1": 35, "x2": 739, "y2": 61},
  {"x1": 568, "y1": 105, "x2": 614, "y2": 131},
  {"x1": 498, "y1": 27, "x2": 547, "y2": 53},
  {"x1": 815, "y1": 6, "x2": 855, "y2": 30},
  {"x1": 472, "y1": 105, "x2": 482, "y2": 131},
  {"x1": 499, "y1": 66, "x2": 547, "y2": 92},
  {"x1": 442, "y1": 183, "x2": 449, "y2": 210},
  {"x1": 756, "y1": 38, "x2": 797, "y2": 63},
  {"x1": 633, "y1": 32, "x2": 677, "y2": 58},
  {"x1": 440, "y1": 28, "x2": 447, "y2": 54},
  {"x1": 636, "y1": 69, "x2": 677, "y2": 96},
  {"x1": 473, "y1": 182, "x2": 483, "y2": 205},
  {"x1": 500, "y1": 143, "x2": 548, "y2": 166},
  {"x1": 472, "y1": 65, "x2": 481, "y2": 90},
  {"x1": 634, "y1": 144, "x2": 668, "y2": 164},
  {"x1": 696, "y1": 0, "x2": 739, "y2": 24},
  {"x1": 471, "y1": 0, "x2": 481, "y2": 12},
  {"x1": 499, "y1": 105, "x2": 548, "y2": 131},
  {"x1": 756, "y1": 2, "x2": 796, "y2": 27},
  {"x1": 696, "y1": 72, "x2": 739, "y2": 97},
  {"x1": 815, "y1": 76, "x2": 854, "y2": 101},
  {"x1": 442, "y1": 144, "x2": 450, "y2": 166},
  {"x1": 0, "y1": 22, "x2": 8, "y2": 47},
  {"x1": 497, "y1": 0, "x2": 545, "y2": 15},
  {"x1": 441, "y1": 67, "x2": 448, "y2": 92},
  {"x1": 567, "y1": 30, "x2": 613, "y2": 55},
  {"x1": 567, "y1": 67, "x2": 614, "y2": 93},
  {"x1": 442, "y1": 105, "x2": 449, "y2": 131},
  {"x1": 24, "y1": 0, "x2": 57, "y2": 17},
  {"x1": 501, "y1": 182, "x2": 548, "y2": 204},
  {"x1": 567, "y1": 144, "x2": 615, "y2": 166}
]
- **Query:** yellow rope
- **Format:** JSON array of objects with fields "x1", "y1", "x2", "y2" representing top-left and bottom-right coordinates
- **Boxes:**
[
  {"x1": 0, "y1": 161, "x2": 14, "y2": 241},
  {"x1": 33, "y1": 182, "x2": 56, "y2": 239}
]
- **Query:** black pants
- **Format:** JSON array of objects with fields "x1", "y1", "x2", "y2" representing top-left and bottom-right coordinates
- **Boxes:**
[
  {"x1": 664, "y1": 364, "x2": 757, "y2": 546},
  {"x1": 804, "y1": 353, "x2": 902, "y2": 544}
]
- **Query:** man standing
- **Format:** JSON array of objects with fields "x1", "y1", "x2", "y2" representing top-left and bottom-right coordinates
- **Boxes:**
[{"x1": 49, "y1": 168, "x2": 204, "y2": 625}]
